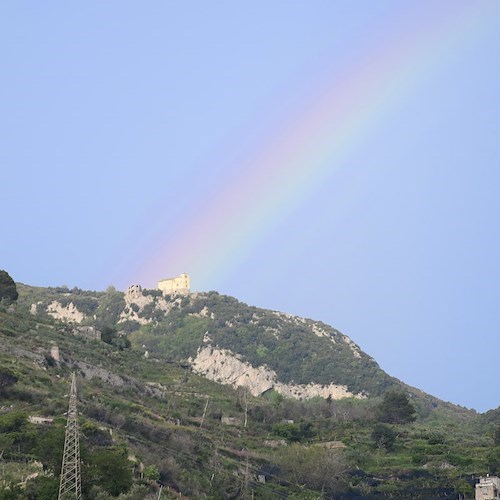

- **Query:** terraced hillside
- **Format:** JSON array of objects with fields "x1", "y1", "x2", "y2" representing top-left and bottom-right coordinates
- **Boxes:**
[{"x1": 0, "y1": 283, "x2": 497, "y2": 498}]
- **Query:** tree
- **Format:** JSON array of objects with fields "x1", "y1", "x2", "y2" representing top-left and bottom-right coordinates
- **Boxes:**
[
  {"x1": 143, "y1": 465, "x2": 160, "y2": 482},
  {"x1": 24, "y1": 476, "x2": 59, "y2": 500},
  {"x1": 371, "y1": 423, "x2": 397, "y2": 451},
  {"x1": 0, "y1": 412, "x2": 27, "y2": 433},
  {"x1": 0, "y1": 270, "x2": 18, "y2": 303},
  {"x1": 36, "y1": 427, "x2": 65, "y2": 474},
  {"x1": 486, "y1": 447, "x2": 500, "y2": 475},
  {"x1": 95, "y1": 288, "x2": 125, "y2": 329},
  {"x1": 0, "y1": 369, "x2": 17, "y2": 391},
  {"x1": 90, "y1": 447, "x2": 133, "y2": 496},
  {"x1": 101, "y1": 326, "x2": 117, "y2": 344},
  {"x1": 376, "y1": 390, "x2": 416, "y2": 424},
  {"x1": 494, "y1": 425, "x2": 500, "y2": 446},
  {"x1": 272, "y1": 421, "x2": 315, "y2": 442},
  {"x1": 89, "y1": 484, "x2": 151, "y2": 500},
  {"x1": 0, "y1": 484, "x2": 24, "y2": 499},
  {"x1": 101, "y1": 326, "x2": 131, "y2": 350},
  {"x1": 278, "y1": 444, "x2": 347, "y2": 495}
]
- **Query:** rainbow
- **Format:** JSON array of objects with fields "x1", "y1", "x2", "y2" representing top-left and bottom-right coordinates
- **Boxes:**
[{"x1": 133, "y1": 2, "x2": 495, "y2": 291}]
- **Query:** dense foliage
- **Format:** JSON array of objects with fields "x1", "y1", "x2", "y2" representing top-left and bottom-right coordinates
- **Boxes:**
[
  {"x1": 376, "y1": 390, "x2": 417, "y2": 424},
  {"x1": 0, "y1": 270, "x2": 18, "y2": 303},
  {"x1": 0, "y1": 283, "x2": 498, "y2": 498},
  {"x1": 122, "y1": 290, "x2": 398, "y2": 396}
]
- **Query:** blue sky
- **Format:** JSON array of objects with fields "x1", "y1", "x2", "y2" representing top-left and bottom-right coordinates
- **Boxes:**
[{"x1": 2, "y1": 2, "x2": 499, "y2": 412}]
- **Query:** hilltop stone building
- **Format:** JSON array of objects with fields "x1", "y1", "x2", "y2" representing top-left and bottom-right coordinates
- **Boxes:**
[
  {"x1": 476, "y1": 476, "x2": 500, "y2": 500},
  {"x1": 158, "y1": 273, "x2": 190, "y2": 295},
  {"x1": 126, "y1": 284, "x2": 143, "y2": 299}
]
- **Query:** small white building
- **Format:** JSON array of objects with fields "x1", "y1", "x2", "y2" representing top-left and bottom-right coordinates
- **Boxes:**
[
  {"x1": 157, "y1": 273, "x2": 190, "y2": 295},
  {"x1": 476, "y1": 476, "x2": 500, "y2": 500}
]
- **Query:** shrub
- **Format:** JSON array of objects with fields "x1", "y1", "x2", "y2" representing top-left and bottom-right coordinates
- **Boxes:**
[
  {"x1": 0, "y1": 369, "x2": 18, "y2": 390},
  {"x1": 494, "y1": 425, "x2": 500, "y2": 446},
  {"x1": 0, "y1": 412, "x2": 27, "y2": 433},
  {"x1": 278, "y1": 444, "x2": 347, "y2": 494},
  {"x1": 272, "y1": 421, "x2": 315, "y2": 442},
  {"x1": 0, "y1": 270, "x2": 18, "y2": 303},
  {"x1": 90, "y1": 447, "x2": 133, "y2": 496},
  {"x1": 143, "y1": 464, "x2": 160, "y2": 482},
  {"x1": 371, "y1": 423, "x2": 397, "y2": 451}
]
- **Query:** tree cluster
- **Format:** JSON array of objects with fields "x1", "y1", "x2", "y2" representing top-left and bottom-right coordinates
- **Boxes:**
[
  {"x1": 0, "y1": 270, "x2": 18, "y2": 303},
  {"x1": 376, "y1": 390, "x2": 416, "y2": 424}
]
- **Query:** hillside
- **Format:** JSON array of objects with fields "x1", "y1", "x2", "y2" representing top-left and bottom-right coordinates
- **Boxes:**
[
  {"x1": 16, "y1": 284, "x2": 436, "y2": 404},
  {"x1": 0, "y1": 283, "x2": 498, "y2": 498}
]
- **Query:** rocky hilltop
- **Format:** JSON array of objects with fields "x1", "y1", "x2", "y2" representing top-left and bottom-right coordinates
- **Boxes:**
[{"x1": 19, "y1": 284, "x2": 415, "y2": 403}]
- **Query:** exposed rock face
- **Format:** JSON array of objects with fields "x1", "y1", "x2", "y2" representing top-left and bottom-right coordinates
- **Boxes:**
[
  {"x1": 20, "y1": 286, "x2": 386, "y2": 398},
  {"x1": 46, "y1": 300, "x2": 84, "y2": 323},
  {"x1": 190, "y1": 306, "x2": 214, "y2": 319},
  {"x1": 190, "y1": 346, "x2": 276, "y2": 396},
  {"x1": 119, "y1": 289, "x2": 183, "y2": 325},
  {"x1": 342, "y1": 335, "x2": 362, "y2": 359},
  {"x1": 189, "y1": 345, "x2": 364, "y2": 400},
  {"x1": 120, "y1": 290, "x2": 154, "y2": 325},
  {"x1": 275, "y1": 380, "x2": 361, "y2": 400},
  {"x1": 311, "y1": 323, "x2": 336, "y2": 343},
  {"x1": 124, "y1": 287, "x2": 153, "y2": 309},
  {"x1": 75, "y1": 361, "x2": 127, "y2": 387}
]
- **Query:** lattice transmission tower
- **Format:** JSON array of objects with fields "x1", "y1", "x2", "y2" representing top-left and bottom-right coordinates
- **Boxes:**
[{"x1": 58, "y1": 372, "x2": 82, "y2": 500}]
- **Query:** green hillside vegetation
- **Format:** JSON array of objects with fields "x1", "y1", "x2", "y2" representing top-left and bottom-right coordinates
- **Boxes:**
[
  {"x1": 17, "y1": 285, "x2": 398, "y2": 396},
  {"x1": 0, "y1": 284, "x2": 498, "y2": 498}
]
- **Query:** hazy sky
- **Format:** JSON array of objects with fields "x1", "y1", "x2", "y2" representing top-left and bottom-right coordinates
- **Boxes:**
[{"x1": 2, "y1": 2, "x2": 499, "y2": 412}]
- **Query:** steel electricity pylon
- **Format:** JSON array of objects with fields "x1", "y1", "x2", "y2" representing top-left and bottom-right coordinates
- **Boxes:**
[{"x1": 58, "y1": 372, "x2": 82, "y2": 500}]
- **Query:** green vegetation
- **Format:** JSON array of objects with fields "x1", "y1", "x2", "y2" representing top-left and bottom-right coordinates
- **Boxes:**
[
  {"x1": 0, "y1": 281, "x2": 497, "y2": 498},
  {"x1": 0, "y1": 270, "x2": 18, "y2": 304},
  {"x1": 376, "y1": 390, "x2": 417, "y2": 424},
  {"x1": 371, "y1": 423, "x2": 397, "y2": 451},
  {"x1": 89, "y1": 447, "x2": 133, "y2": 496},
  {"x1": 123, "y1": 290, "x2": 397, "y2": 396}
]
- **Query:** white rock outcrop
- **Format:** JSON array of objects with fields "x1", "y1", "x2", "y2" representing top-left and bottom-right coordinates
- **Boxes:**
[
  {"x1": 311, "y1": 324, "x2": 336, "y2": 343},
  {"x1": 119, "y1": 289, "x2": 181, "y2": 325},
  {"x1": 189, "y1": 345, "x2": 364, "y2": 400},
  {"x1": 342, "y1": 335, "x2": 362, "y2": 359},
  {"x1": 274, "y1": 380, "x2": 357, "y2": 400},
  {"x1": 119, "y1": 294, "x2": 153, "y2": 325},
  {"x1": 189, "y1": 346, "x2": 276, "y2": 396},
  {"x1": 189, "y1": 306, "x2": 214, "y2": 319},
  {"x1": 124, "y1": 289, "x2": 153, "y2": 309},
  {"x1": 46, "y1": 301, "x2": 84, "y2": 323}
]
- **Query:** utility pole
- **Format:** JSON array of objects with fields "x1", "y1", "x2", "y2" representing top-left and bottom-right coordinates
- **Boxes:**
[
  {"x1": 58, "y1": 372, "x2": 82, "y2": 500},
  {"x1": 244, "y1": 397, "x2": 248, "y2": 429},
  {"x1": 243, "y1": 453, "x2": 251, "y2": 499},
  {"x1": 199, "y1": 397, "x2": 210, "y2": 430}
]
